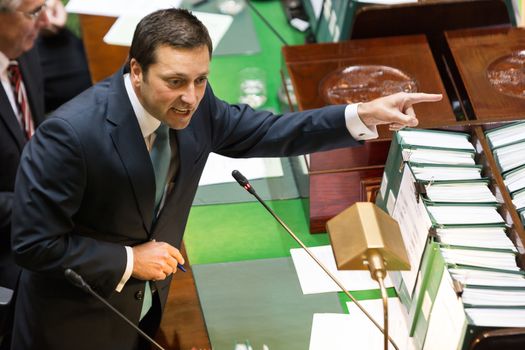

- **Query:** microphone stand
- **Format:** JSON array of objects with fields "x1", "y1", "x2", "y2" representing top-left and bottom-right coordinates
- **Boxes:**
[
  {"x1": 232, "y1": 170, "x2": 399, "y2": 350},
  {"x1": 64, "y1": 269, "x2": 166, "y2": 350}
]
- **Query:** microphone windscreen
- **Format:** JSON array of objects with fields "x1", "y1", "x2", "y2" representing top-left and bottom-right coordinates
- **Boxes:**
[{"x1": 232, "y1": 170, "x2": 249, "y2": 187}]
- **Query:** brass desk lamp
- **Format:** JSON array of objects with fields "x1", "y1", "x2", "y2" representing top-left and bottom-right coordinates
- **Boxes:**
[{"x1": 327, "y1": 202, "x2": 410, "y2": 350}]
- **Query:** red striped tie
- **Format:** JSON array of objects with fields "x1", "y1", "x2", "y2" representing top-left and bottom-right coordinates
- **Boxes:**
[{"x1": 7, "y1": 61, "x2": 35, "y2": 139}]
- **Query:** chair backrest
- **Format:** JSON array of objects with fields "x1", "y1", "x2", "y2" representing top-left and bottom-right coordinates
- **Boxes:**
[
  {"x1": 350, "y1": 0, "x2": 511, "y2": 40},
  {"x1": 470, "y1": 327, "x2": 525, "y2": 350}
]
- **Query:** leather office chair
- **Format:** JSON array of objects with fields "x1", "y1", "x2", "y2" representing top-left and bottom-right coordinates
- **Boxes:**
[{"x1": 470, "y1": 327, "x2": 525, "y2": 350}]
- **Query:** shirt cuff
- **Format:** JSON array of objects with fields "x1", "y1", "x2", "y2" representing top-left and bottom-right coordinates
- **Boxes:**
[
  {"x1": 344, "y1": 103, "x2": 378, "y2": 140},
  {"x1": 115, "y1": 246, "x2": 134, "y2": 292}
]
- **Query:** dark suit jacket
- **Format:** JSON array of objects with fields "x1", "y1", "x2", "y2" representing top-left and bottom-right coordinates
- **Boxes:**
[
  {"x1": 0, "y1": 48, "x2": 45, "y2": 290},
  {"x1": 11, "y1": 67, "x2": 359, "y2": 350}
]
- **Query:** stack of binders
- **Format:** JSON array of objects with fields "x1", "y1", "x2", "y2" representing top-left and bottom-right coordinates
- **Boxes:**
[
  {"x1": 486, "y1": 121, "x2": 525, "y2": 228},
  {"x1": 376, "y1": 127, "x2": 525, "y2": 350}
]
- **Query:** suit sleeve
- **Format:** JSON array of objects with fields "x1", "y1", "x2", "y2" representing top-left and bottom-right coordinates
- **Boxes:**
[
  {"x1": 11, "y1": 117, "x2": 127, "y2": 297},
  {"x1": 203, "y1": 85, "x2": 362, "y2": 157}
]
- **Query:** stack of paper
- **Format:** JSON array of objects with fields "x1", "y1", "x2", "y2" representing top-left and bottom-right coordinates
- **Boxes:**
[
  {"x1": 461, "y1": 286, "x2": 525, "y2": 307},
  {"x1": 402, "y1": 148, "x2": 475, "y2": 165},
  {"x1": 493, "y1": 141, "x2": 525, "y2": 173},
  {"x1": 485, "y1": 121, "x2": 525, "y2": 149},
  {"x1": 376, "y1": 128, "x2": 478, "y2": 215},
  {"x1": 486, "y1": 122, "x2": 525, "y2": 228},
  {"x1": 426, "y1": 205, "x2": 504, "y2": 226},
  {"x1": 378, "y1": 127, "x2": 525, "y2": 349},
  {"x1": 398, "y1": 129, "x2": 475, "y2": 151},
  {"x1": 410, "y1": 164, "x2": 482, "y2": 181},
  {"x1": 448, "y1": 266, "x2": 525, "y2": 287},
  {"x1": 504, "y1": 164, "x2": 525, "y2": 193},
  {"x1": 511, "y1": 188, "x2": 525, "y2": 210},
  {"x1": 435, "y1": 227, "x2": 516, "y2": 251},
  {"x1": 424, "y1": 181, "x2": 496, "y2": 203},
  {"x1": 465, "y1": 308, "x2": 525, "y2": 328},
  {"x1": 440, "y1": 247, "x2": 520, "y2": 272}
]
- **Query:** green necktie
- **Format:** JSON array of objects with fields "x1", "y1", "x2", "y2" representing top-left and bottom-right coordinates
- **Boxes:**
[
  {"x1": 150, "y1": 123, "x2": 171, "y2": 217},
  {"x1": 140, "y1": 124, "x2": 171, "y2": 321}
]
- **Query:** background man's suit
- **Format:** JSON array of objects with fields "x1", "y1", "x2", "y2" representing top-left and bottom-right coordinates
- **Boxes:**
[
  {"x1": 11, "y1": 67, "x2": 360, "y2": 350},
  {"x1": 0, "y1": 47, "x2": 45, "y2": 291}
]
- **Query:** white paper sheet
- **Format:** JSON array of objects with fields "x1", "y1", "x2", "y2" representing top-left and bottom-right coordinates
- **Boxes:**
[
  {"x1": 66, "y1": 0, "x2": 183, "y2": 17},
  {"x1": 309, "y1": 298, "x2": 415, "y2": 350},
  {"x1": 392, "y1": 166, "x2": 432, "y2": 297},
  {"x1": 198, "y1": 153, "x2": 283, "y2": 186},
  {"x1": 104, "y1": 11, "x2": 233, "y2": 49},
  {"x1": 290, "y1": 245, "x2": 393, "y2": 295},
  {"x1": 422, "y1": 272, "x2": 465, "y2": 350}
]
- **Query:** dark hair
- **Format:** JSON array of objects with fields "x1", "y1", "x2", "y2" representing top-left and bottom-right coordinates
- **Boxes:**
[{"x1": 129, "y1": 8, "x2": 213, "y2": 73}]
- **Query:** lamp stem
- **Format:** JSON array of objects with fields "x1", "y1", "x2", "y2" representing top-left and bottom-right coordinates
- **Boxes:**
[
  {"x1": 367, "y1": 250, "x2": 391, "y2": 350},
  {"x1": 378, "y1": 275, "x2": 389, "y2": 350}
]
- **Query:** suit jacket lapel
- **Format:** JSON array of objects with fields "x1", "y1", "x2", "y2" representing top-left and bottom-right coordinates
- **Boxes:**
[
  {"x1": 18, "y1": 48, "x2": 45, "y2": 125},
  {"x1": 106, "y1": 69, "x2": 155, "y2": 233},
  {"x1": 0, "y1": 85, "x2": 26, "y2": 151}
]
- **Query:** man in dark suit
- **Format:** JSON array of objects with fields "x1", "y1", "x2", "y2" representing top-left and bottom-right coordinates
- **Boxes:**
[
  {"x1": 0, "y1": 0, "x2": 48, "y2": 347},
  {"x1": 0, "y1": 0, "x2": 48, "y2": 289},
  {"x1": 10, "y1": 8, "x2": 442, "y2": 350}
]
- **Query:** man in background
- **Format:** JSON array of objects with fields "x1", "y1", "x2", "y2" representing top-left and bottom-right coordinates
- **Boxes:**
[
  {"x1": 36, "y1": 0, "x2": 92, "y2": 112},
  {"x1": 0, "y1": 0, "x2": 49, "y2": 348}
]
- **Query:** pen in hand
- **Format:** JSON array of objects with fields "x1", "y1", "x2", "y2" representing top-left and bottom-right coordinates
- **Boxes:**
[{"x1": 177, "y1": 263, "x2": 187, "y2": 273}]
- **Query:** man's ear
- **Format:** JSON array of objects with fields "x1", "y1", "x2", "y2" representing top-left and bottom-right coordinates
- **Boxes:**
[{"x1": 129, "y1": 58, "x2": 143, "y2": 87}]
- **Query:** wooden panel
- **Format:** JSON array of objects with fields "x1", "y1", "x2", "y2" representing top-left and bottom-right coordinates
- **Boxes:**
[
  {"x1": 79, "y1": 15, "x2": 129, "y2": 83},
  {"x1": 155, "y1": 242, "x2": 211, "y2": 350},
  {"x1": 283, "y1": 35, "x2": 456, "y2": 134},
  {"x1": 446, "y1": 27, "x2": 525, "y2": 121},
  {"x1": 309, "y1": 140, "x2": 390, "y2": 173},
  {"x1": 309, "y1": 167, "x2": 384, "y2": 233}
]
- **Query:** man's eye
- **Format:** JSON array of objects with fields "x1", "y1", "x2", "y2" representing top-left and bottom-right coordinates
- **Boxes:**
[{"x1": 196, "y1": 77, "x2": 208, "y2": 85}]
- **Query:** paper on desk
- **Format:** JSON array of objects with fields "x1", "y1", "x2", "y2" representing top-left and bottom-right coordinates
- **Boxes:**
[
  {"x1": 198, "y1": 153, "x2": 283, "y2": 186},
  {"x1": 104, "y1": 11, "x2": 233, "y2": 49},
  {"x1": 309, "y1": 298, "x2": 415, "y2": 350},
  {"x1": 290, "y1": 245, "x2": 393, "y2": 295},
  {"x1": 356, "y1": 0, "x2": 418, "y2": 3},
  {"x1": 66, "y1": 0, "x2": 183, "y2": 17}
]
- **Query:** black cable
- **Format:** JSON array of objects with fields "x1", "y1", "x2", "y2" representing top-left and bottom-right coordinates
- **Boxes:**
[{"x1": 245, "y1": 0, "x2": 289, "y2": 46}]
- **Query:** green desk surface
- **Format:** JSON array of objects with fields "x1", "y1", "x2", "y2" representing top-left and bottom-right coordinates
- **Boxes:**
[
  {"x1": 185, "y1": 198, "x2": 330, "y2": 265},
  {"x1": 192, "y1": 257, "x2": 343, "y2": 350},
  {"x1": 206, "y1": 0, "x2": 307, "y2": 112}
]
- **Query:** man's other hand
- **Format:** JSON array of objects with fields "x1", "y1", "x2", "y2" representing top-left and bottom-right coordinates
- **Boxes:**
[{"x1": 132, "y1": 240, "x2": 185, "y2": 281}]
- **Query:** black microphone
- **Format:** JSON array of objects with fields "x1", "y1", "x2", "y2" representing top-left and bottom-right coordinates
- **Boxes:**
[
  {"x1": 230, "y1": 170, "x2": 400, "y2": 349},
  {"x1": 64, "y1": 269, "x2": 166, "y2": 350},
  {"x1": 231, "y1": 170, "x2": 256, "y2": 195}
]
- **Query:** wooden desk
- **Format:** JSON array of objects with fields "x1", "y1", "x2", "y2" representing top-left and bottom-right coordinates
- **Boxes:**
[
  {"x1": 78, "y1": 15, "x2": 211, "y2": 350},
  {"x1": 283, "y1": 35, "x2": 455, "y2": 232},
  {"x1": 79, "y1": 15, "x2": 128, "y2": 83},
  {"x1": 446, "y1": 27, "x2": 525, "y2": 122}
]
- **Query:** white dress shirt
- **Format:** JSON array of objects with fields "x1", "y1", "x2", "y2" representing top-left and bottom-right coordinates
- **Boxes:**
[
  {"x1": 115, "y1": 74, "x2": 377, "y2": 291},
  {"x1": 0, "y1": 51, "x2": 22, "y2": 122}
]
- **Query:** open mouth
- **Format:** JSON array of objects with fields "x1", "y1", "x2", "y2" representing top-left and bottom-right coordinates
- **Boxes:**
[{"x1": 171, "y1": 107, "x2": 192, "y2": 116}]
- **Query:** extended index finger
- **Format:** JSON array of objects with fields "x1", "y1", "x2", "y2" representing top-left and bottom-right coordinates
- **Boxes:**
[{"x1": 404, "y1": 93, "x2": 443, "y2": 106}]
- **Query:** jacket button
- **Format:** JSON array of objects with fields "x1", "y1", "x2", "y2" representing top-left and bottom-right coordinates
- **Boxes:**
[{"x1": 135, "y1": 290, "x2": 144, "y2": 300}]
